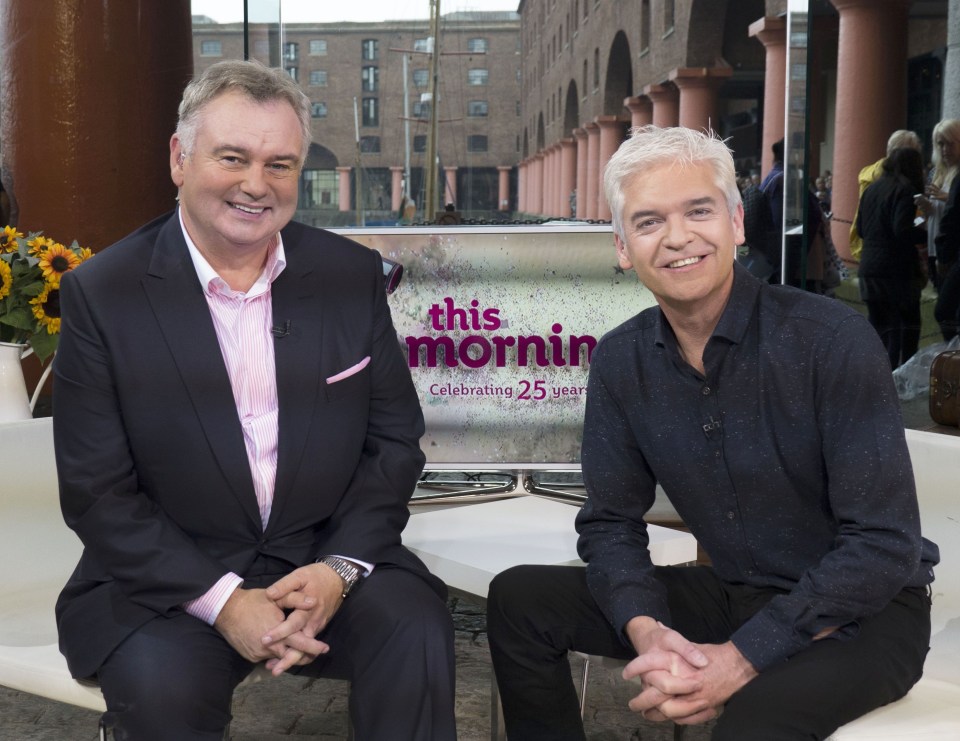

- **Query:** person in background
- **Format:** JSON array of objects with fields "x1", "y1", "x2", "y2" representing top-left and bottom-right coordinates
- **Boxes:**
[
  {"x1": 53, "y1": 60, "x2": 456, "y2": 741},
  {"x1": 934, "y1": 127, "x2": 960, "y2": 342},
  {"x1": 487, "y1": 126, "x2": 937, "y2": 741},
  {"x1": 849, "y1": 130, "x2": 923, "y2": 261},
  {"x1": 918, "y1": 120, "x2": 960, "y2": 293},
  {"x1": 856, "y1": 147, "x2": 928, "y2": 369}
]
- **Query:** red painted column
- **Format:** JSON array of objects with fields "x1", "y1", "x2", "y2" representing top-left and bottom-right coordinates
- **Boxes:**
[
  {"x1": 748, "y1": 16, "x2": 787, "y2": 178},
  {"x1": 518, "y1": 160, "x2": 527, "y2": 213},
  {"x1": 390, "y1": 166, "x2": 404, "y2": 212},
  {"x1": 829, "y1": 0, "x2": 911, "y2": 260},
  {"x1": 596, "y1": 116, "x2": 627, "y2": 222},
  {"x1": 574, "y1": 127, "x2": 589, "y2": 219},
  {"x1": 443, "y1": 166, "x2": 458, "y2": 208},
  {"x1": 550, "y1": 143, "x2": 563, "y2": 216},
  {"x1": 0, "y1": 0, "x2": 192, "y2": 248},
  {"x1": 543, "y1": 144, "x2": 556, "y2": 216},
  {"x1": 644, "y1": 83, "x2": 680, "y2": 128},
  {"x1": 498, "y1": 166, "x2": 511, "y2": 211},
  {"x1": 337, "y1": 167, "x2": 352, "y2": 212},
  {"x1": 670, "y1": 67, "x2": 733, "y2": 133},
  {"x1": 625, "y1": 95, "x2": 653, "y2": 129},
  {"x1": 530, "y1": 153, "x2": 544, "y2": 215},
  {"x1": 559, "y1": 139, "x2": 577, "y2": 218},
  {"x1": 585, "y1": 122, "x2": 601, "y2": 220}
]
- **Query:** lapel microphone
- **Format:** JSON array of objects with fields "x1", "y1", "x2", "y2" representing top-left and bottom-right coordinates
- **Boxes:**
[{"x1": 271, "y1": 320, "x2": 291, "y2": 338}]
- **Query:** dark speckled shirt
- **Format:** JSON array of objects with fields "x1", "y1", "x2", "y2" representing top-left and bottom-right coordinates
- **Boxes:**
[{"x1": 576, "y1": 261, "x2": 939, "y2": 671}]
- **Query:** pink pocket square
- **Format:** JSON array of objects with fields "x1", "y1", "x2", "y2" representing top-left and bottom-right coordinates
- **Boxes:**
[{"x1": 326, "y1": 356, "x2": 370, "y2": 384}]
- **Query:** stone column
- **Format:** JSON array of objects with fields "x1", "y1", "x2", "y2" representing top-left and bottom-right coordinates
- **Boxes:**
[
  {"x1": 337, "y1": 166, "x2": 352, "y2": 212},
  {"x1": 543, "y1": 145, "x2": 556, "y2": 216},
  {"x1": 748, "y1": 16, "x2": 787, "y2": 178},
  {"x1": 945, "y1": 0, "x2": 960, "y2": 119},
  {"x1": 0, "y1": 0, "x2": 192, "y2": 247},
  {"x1": 644, "y1": 83, "x2": 680, "y2": 128},
  {"x1": 669, "y1": 67, "x2": 733, "y2": 133},
  {"x1": 574, "y1": 127, "x2": 589, "y2": 219},
  {"x1": 550, "y1": 143, "x2": 563, "y2": 216},
  {"x1": 530, "y1": 153, "x2": 544, "y2": 215},
  {"x1": 517, "y1": 160, "x2": 527, "y2": 213},
  {"x1": 624, "y1": 95, "x2": 653, "y2": 129},
  {"x1": 596, "y1": 116, "x2": 627, "y2": 222},
  {"x1": 443, "y1": 166, "x2": 458, "y2": 208},
  {"x1": 559, "y1": 139, "x2": 577, "y2": 218},
  {"x1": 585, "y1": 122, "x2": 601, "y2": 220},
  {"x1": 829, "y1": 0, "x2": 912, "y2": 260},
  {"x1": 497, "y1": 166, "x2": 512, "y2": 211},
  {"x1": 390, "y1": 166, "x2": 404, "y2": 212}
]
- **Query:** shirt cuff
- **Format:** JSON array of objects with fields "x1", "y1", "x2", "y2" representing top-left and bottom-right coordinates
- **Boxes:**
[
  {"x1": 182, "y1": 572, "x2": 244, "y2": 625},
  {"x1": 328, "y1": 555, "x2": 374, "y2": 576}
]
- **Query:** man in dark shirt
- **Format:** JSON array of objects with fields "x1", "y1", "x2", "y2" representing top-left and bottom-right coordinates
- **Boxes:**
[{"x1": 487, "y1": 126, "x2": 938, "y2": 740}]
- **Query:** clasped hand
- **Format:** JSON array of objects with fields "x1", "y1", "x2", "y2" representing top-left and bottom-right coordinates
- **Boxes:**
[
  {"x1": 214, "y1": 563, "x2": 346, "y2": 677},
  {"x1": 622, "y1": 617, "x2": 757, "y2": 725}
]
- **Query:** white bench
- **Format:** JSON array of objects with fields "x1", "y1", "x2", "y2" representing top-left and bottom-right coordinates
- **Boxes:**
[
  {"x1": 828, "y1": 429, "x2": 960, "y2": 739},
  {"x1": 2, "y1": 419, "x2": 958, "y2": 738}
]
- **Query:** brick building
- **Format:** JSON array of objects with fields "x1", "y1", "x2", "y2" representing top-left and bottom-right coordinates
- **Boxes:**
[{"x1": 192, "y1": 11, "x2": 522, "y2": 223}]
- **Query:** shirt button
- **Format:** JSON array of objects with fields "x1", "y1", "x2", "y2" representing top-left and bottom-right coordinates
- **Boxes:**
[
  {"x1": 702, "y1": 386, "x2": 711, "y2": 395},
  {"x1": 726, "y1": 510, "x2": 735, "y2": 520}
]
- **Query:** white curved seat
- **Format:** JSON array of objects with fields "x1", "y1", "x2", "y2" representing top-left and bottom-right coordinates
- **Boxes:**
[{"x1": 828, "y1": 430, "x2": 960, "y2": 739}]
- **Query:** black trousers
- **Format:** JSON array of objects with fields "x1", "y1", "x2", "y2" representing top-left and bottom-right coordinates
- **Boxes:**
[
  {"x1": 935, "y1": 261, "x2": 960, "y2": 342},
  {"x1": 96, "y1": 567, "x2": 457, "y2": 741},
  {"x1": 864, "y1": 295, "x2": 922, "y2": 369},
  {"x1": 487, "y1": 565, "x2": 930, "y2": 741}
]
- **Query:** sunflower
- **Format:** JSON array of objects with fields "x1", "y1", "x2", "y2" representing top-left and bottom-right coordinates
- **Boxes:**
[
  {"x1": 0, "y1": 258, "x2": 12, "y2": 301},
  {"x1": 38, "y1": 242, "x2": 81, "y2": 286},
  {"x1": 30, "y1": 283, "x2": 62, "y2": 334},
  {"x1": 1, "y1": 225, "x2": 23, "y2": 253},
  {"x1": 27, "y1": 234, "x2": 56, "y2": 256}
]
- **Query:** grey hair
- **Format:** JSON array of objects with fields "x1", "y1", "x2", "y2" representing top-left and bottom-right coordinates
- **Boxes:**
[
  {"x1": 931, "y1": 119, "x2": 960, "y2": 189},
  {"x1": 886, "y1": 129, "x2": 922, "y2": 155},
  {"x1": 176, "y1": 60, "x2": 312, "y2": 162},
  {"x1": 603, "y1": 126, "x2": 741, "y2": 242}
]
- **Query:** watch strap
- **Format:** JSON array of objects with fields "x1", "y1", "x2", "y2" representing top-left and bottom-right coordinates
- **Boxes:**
[{"x1": 318, "y1": 556, "x2": 362, "y2": 598}]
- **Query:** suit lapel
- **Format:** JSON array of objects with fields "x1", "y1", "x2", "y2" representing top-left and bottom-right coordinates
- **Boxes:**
[
  {"x1": 141, "y1": 216, "x2": 262, "y2": 531},
  {"x1": 268, "y1": 224, "x2": 324, "y2": 530}
]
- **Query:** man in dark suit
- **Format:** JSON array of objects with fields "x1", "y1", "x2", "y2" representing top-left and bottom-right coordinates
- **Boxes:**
[
  {"x1": 487, "y1": 126, "x2": 936, "y2": 740},
  {"x1": 53, "y1": 60, "x2": 456, "y2": 740}
]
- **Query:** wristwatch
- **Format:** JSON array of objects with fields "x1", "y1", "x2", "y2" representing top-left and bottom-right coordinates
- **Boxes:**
[{"x1": 319, "y1": 556, "x2": 362, "y2": 598}]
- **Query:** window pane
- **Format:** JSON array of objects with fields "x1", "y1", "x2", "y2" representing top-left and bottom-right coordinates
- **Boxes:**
[
  {"x1": 468, "y1": 100, "x2": 488, "y2": 117},
  {"x1": 309, "y1": 39, "x2": 327, "y2": 55},
  {"x1": 362, "y1": 97, "x2": 379, "y2": 127},
  {"x1": 360, "y1": 135, "x2": 381, "y2": 153},
  {"x1": 362, "y1": 66, "x2": 379, "y2": 92},
  {"x1": 310, "y1": 70, "x2": 328, "y2": 86},
  {"x1": 311, "y1": 102, "x2": 327, "y2": 118},
  {"x1": 468, "y1": 69, "x2": 489, "y2": 86},
  {"x1": 200, "y1": 40, "x2": 221, "y2": 56},
  {"x1": 413, "y1": 69, "x2": 429, "y2": 87},
  {"x1": 467, "y1": 37, "x2": 488, "y2": 53},
  {"x1": 362, "y1": 38, "x2": 379, "y2": 60},
  {"x1": 467, "y1": 135, "x2": 488, "y2": 152}
]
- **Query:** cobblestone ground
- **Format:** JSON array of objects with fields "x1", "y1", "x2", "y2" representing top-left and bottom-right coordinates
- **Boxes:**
[{"x1": 0, "y1": 595, "x2": 714, "y2": 740}]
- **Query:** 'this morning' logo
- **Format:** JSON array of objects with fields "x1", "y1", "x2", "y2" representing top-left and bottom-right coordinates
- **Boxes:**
[{"x1": 405, "y1": 297, "x2": 597, "y2": 368}]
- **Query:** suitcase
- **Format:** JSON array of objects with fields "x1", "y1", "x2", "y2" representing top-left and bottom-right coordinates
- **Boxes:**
[{"x1": 929, "y1": 350, "x2": 960, "y2": 427}]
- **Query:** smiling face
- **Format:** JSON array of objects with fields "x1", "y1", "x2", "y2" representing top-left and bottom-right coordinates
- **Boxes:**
[
  {"x1": 170, "y1": 89, "x2": 303, "y2": 260},
  {"x1": 614, "y1": 160, "x2": 745, "y2": 320}
]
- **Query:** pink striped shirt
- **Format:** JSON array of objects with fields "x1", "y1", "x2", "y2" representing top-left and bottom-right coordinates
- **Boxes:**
[{"x1": 180, "y1": 213, "x2": 285, "y2": 624}]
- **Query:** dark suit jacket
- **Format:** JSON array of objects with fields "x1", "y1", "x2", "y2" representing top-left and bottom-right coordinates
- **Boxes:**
[{"x1": 53, "y1": 211, "x2": 438, "y2": 679}]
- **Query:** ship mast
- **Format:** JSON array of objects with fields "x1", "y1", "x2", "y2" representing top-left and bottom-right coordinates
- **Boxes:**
[{"x1": 423, "y1": 0, "x2": 441, "y2": 218}]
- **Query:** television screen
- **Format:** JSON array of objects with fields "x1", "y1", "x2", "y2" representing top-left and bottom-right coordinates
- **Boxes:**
[{"x1": 337, "y1": 226, "x2": 658, "y2": 469}]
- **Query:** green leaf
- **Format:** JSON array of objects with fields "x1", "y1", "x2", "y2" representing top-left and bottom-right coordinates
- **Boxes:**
[{"x1": 29, "y1": 330, "x2": 58, "y2": 363}]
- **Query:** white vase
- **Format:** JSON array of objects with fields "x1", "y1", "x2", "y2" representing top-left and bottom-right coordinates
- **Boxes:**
[{"x1": 0, "y1": 341, "x2": 34, "y2": 421}]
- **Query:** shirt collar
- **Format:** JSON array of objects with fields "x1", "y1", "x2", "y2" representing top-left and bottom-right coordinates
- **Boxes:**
[
  {"x1": 653, "y1": 260, "x2": 762, "y2": 351},
  {"x1": 178, "y1": 207, "x2": 287, "y2": 298}
]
